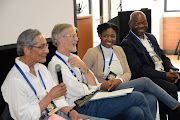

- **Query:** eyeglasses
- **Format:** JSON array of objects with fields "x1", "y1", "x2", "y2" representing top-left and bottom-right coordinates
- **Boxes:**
[
  {"x1": 33, "y1": 43, "x2": 49, "y2": 50},
  {"x1": 63, "y1": 34, "x2": 78, "y2": 39}
]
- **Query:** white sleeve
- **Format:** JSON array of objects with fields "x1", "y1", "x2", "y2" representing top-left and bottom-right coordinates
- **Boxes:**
[
  {"x1": 82, "y1": 70, "x2": 101, "y2": 90},
  {"x1": 2, "y1": 77, "x2": 41, "y2": 120},
  {"x1": 48, "y1": 58, "x2": 97, "y2": 98}
]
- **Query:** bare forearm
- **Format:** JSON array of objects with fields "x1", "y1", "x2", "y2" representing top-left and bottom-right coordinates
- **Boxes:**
[
  {"x1": 60, "y1": 106, "x2": 82, "y2": 119},
  {"x1": 83, "y1": 70, "x2": 96, "y2": 86},
  {"x1": 60, "y1": 106, "x2": 72, "y2": 116},
  {"x1": 39, "y1": 93, "x2": 53, "y2": 113}
]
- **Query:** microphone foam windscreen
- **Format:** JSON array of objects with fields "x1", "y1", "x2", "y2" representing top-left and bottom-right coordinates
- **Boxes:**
[{"x1": 55, "y1": 64, "x2": 61, "y2": 72}]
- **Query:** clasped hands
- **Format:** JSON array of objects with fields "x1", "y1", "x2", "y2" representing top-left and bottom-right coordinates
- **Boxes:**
[
  {"x1": 166, "y1": 69, "x2": 180, "y2": 84},
  {"x1": 101, "y1": 78, "x2": 122, "y2": 91}
]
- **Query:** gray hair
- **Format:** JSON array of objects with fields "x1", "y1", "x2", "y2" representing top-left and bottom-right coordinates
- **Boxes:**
[
  {"x1": 51, "y1": 23, "x2": 77, "y2": 47},
  {"x1": 129, "y1": 11, "x2": 146, "y2": 23},
  {"x1": 17, "y1": 29, "x2": 41, "y2": 56}
]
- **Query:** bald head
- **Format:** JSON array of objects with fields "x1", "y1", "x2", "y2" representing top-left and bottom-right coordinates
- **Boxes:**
[
  {"x1": 129, "y1": 11, "x2": 148, "y2": 39},
  {"x1": 129, "y1": 11, "x2": 147, "y2": 23}
]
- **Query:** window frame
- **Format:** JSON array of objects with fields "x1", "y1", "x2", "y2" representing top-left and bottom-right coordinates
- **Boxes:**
[{"x1": 164, "y1": 0, "x2": 180, "y2": 12}]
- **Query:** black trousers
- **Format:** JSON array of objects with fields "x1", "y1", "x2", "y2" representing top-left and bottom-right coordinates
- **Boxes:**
[{"x1": 151, "y1": 78, "x2": 180, "y2": 120}]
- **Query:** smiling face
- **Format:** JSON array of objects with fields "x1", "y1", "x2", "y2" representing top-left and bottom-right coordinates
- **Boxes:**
[
  {"x1": 99, "y1": 28, "x2": 116, "y2": 48},
  {"x1": 129, "y1": 11, "x2": 148, "y2": 39},
  {"x1": 58, "y1": 27, "x2": 78, "y2": 56},
  {"x1": 29, "y1": 35, "x2": 49, "y2": 64}
]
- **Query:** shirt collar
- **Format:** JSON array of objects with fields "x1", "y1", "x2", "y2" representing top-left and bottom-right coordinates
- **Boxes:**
[
  {"x1": 100, "y1": 44, "x2": 113, "y2": 53},
  {"x1": 15, "y1": 57, "x2": 40, "y2": 73},
  {"x1": 55, "y1": 51, "x2": 75, "y2": 62},
  {"x1": 130, "y1": 30, "x2": 146, "y2": 41}
]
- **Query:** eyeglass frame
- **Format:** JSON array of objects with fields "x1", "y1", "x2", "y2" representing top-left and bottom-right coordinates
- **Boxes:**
[
  {"x1": 63, "y1": 34, "x2": 78, "y2": 39},
  {"x1": 33, "y1": 43, "x2": 49, "y2": 50}
]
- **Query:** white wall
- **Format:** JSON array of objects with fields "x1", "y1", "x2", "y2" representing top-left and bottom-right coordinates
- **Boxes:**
[
  {"x1": 163, "y1": 12, "x2": 180, "y2": 17},
  {"x1": 0, "y1": 0, "x2": 74, "y2": 46},
  {"x1": 151, "y1": 0, "x2": 164, "y2": 48},
  {"x1": 92, "y1": 0, "x2": 101, "y2": 47}
]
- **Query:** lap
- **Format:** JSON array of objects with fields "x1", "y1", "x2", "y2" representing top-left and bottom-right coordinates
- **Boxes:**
[
  {"x1": 115, "y1": 77, "x2": 152, "y2": 92},
  {"x1": 75, "y1": 91, "x2": 146, "y2": 119}
]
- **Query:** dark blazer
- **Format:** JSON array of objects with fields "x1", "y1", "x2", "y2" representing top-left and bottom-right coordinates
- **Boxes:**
[{"x1": 120, "y1": 31, "x2": 178, "y2": 80}]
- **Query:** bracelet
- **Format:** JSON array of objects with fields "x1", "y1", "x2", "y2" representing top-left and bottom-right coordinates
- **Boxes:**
[
  {"x1": 67, "y1": 108, "x2": 73, "y2": 117},
  {"x1": 82, "y1": 68, "x2": 89, "y2": 74}
]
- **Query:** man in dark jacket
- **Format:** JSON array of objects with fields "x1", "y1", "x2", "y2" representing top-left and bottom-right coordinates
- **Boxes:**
[{"x1": 121, "y1": 11, "x2": 180, "y2": 120}]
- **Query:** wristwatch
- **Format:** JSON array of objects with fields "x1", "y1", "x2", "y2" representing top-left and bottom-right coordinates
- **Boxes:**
[{"x1": 83, "y1": 68, "x2": 89, "y2": 74}]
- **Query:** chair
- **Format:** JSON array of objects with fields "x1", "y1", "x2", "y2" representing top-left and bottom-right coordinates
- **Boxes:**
[{"x1": 0, "y1": 103, "x2": 13, "y2": 120}]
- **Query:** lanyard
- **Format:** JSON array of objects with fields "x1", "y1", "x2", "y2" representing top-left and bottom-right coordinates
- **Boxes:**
[
  {"x1": 55, "y1": 53, "x2": 82, "y2": 81},
  {"x1": 130, "y1": 31, "x2": 154, "y2": 50},
  {"x1": 15, "y1": 63, "x2": 47, "y2": 100},
  {"x1": 99, "y1": 44, "x2": 113, "y2": 73}
]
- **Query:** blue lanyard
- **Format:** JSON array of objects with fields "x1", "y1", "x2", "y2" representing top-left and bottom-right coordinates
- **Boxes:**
[
  {"x1": 55, "y1": 53, "x2": 82, "y2": 81},
  {"x1": 130, "y1": 31, "x2": 154, "y2": 50},
  {"x1": 99, "y1": 44, "x2": 113, "y2": 73},
  {"x1": 15, "y1": 63, "x2": 47, "y2": 100}
]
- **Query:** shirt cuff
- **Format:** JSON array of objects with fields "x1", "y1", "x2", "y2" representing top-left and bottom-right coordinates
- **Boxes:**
[
  {"x1": 54, "y1": 96, "x2": 69, "y2": 109},
  {"x1": 88, "y1": 75, "x2": 101, "y2": 90},
  {"x1": 116, "y1": 75, "x2": 124, "y2": 83}
]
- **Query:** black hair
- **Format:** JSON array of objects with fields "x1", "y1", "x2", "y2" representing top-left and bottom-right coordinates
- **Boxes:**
[{"x1": 97, "y1": 23, "x2": 119, "y2": 35}]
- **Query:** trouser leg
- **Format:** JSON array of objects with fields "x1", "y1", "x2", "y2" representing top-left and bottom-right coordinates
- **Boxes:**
[
  {"x1": 115, "y1": 78, "x2": 157, "y2": 119},
  {"x1": 75, "y1": 91, "x2": 153, "y2": 120},
  {"x1": 143, "y1": 93, "x2": 157, "y2": 119},
  {"x1": 112, "y1": 106, "x2": 145, "y2": 120},
  {"x1": 151, "y1": 78, "x2": 180, "y2": 120},
  {"x1": 115, "y1": 77, "x2": 179, "y2": 110}
]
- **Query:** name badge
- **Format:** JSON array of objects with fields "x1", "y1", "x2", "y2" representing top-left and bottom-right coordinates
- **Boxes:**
[
  {"x1": 106, "y1": 71, "x2": 117, "y2": 80},
  {"x1": 151, "y1": 54, "x2": 163, "y2": 64},
  {"x1": 46, "y1": 101, "x2": 59, "y2": 116}
]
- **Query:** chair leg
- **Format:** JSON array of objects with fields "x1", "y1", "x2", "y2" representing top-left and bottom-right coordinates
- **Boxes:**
[
  {"x1": 175, "y1": 39, "x2": 180, "y2": 55},
  {"x1": 178, "y1": 44, "x2": 180, "y2": 60}
]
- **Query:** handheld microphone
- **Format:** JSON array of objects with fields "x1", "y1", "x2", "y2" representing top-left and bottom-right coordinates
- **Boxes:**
[{"x1": 55, "y1": 64, "x2": 63, "y2": 83}]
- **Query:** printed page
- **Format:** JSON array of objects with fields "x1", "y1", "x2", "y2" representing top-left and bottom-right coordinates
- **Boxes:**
[{"x1": 90, "y1": 88, "x2": 134, "y2": 101}]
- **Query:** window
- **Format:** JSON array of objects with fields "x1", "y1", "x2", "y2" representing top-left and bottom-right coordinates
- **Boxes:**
[{"x1": 165, "y1": 0, "x2": 180, "y2": 12}]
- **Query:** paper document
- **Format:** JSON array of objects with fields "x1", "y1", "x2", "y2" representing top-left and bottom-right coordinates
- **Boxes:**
[{"x1": 90, "y1": 88, "x2": 134, "y2": 101}]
